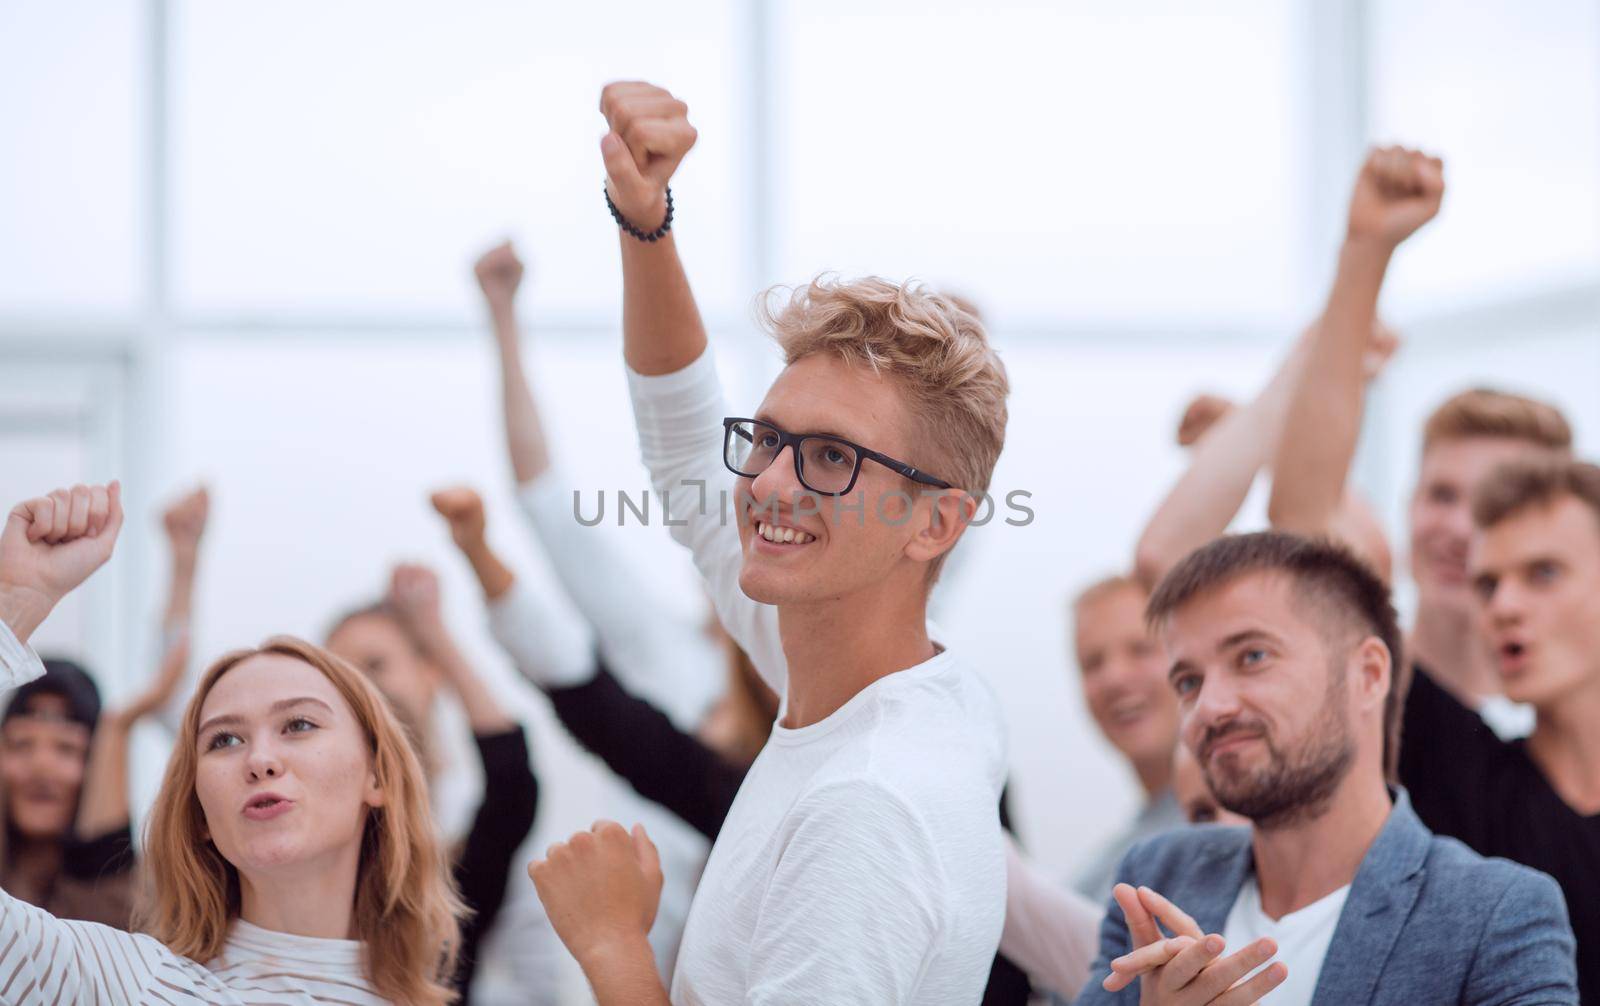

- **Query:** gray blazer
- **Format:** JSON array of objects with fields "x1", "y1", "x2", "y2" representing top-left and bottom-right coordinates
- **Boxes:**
[{"x1": 1072, "y1": 790, "x2": 1577, "y2": 1005}]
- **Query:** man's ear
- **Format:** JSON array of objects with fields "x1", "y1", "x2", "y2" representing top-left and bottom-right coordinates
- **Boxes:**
[
  {"x1": 1353, "y1": 636, "x2": 1392, "y2": 713},
  {"x1": 904, "y1": 489, "x2": 975, "y2": 564}
]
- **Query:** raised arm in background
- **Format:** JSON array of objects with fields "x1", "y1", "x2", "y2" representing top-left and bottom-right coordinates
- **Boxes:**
[
  {"x1": 386, "y1": 562, "x2": 515, "y2": 736},
  {"x1": 434, "y1": 486, "x2": 746, "y2": 839},
  {"x1": 1268, "y1": 146, "x2": 1444, "y2": 538},
  {"x1": 476, "y1": 242, "x2": 552, "y2": 485},
  {"x1": 471, "y1": 238, "x2": 724, "y2": 725},
  {"x1": 1134, "y1": 323, "x2": 1398, "y2": 590},
  {"x1": 73, "y1": 630, "x2": 189, "y2": 841},
  {"x1": 159, "y1": 487, "x2": 207, "y2": 637}
]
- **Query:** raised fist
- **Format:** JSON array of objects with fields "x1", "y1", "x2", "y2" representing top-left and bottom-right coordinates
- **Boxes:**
[
  {"x1": 530, "y1": 821, "x2": 663, "y2": 965},
  {"x1": 430, "y1": 486, "x2": 487, "y2": 553},
  {"x1": 387, "y1": 563, "x2": 443, "y2": 631},
  {"x1": 1347, "y1": 145, "x2": 1444, "y2": 247},
  {"x1": 1176, "y1": 394, "x2": 1236, "y2": 447},
  {"x1": 0, "y1": 482, "x2": 124, "y2": 640},
  {"x1": 161, "y1": 485, "x2": 210, "y2": 559},
  {"x1": 474, "y1": 241, "x2": 525, "y2": 308},
  {"x1": 598, "y1": 81, "x2": 697, "y2": 230}
]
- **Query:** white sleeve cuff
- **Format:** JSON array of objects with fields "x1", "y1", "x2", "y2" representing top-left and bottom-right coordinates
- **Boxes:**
[{"x1": 0, "y1": 619, "x2": 47, "y2": 692}]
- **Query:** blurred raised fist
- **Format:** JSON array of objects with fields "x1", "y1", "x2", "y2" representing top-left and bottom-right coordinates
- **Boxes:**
[
  {"x1": 1176, "y1": 394, "x2": 1237, "y2": 447},
  {"x1": 474, "y1": 241, "x2": 525, "y2": 308},
  {"x1": 598, "y1": 81, "x2": 697, "y2": 230},
  {"x1": 0, "y1": 482, "x2": 124, "y2": 640},
  {"x1": 1347, "y1": 145, "x2": 1444, "y2": 247},
  {"x1": 387, "y1": 563, "x2": 443, "y2": 632},
  {"x1": 161, "y1": 485, "x2": 209, "y2": 560},
  {"x1": 430, "y1": 486, "x2": 487, "y2": 553}
]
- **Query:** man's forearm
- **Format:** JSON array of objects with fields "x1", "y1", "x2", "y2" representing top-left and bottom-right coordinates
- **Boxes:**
[
  {"x1": 1268, "y1": 238, "x2": 1392, "y2": 535},
  {"x1": 490, "y1": 301, "x2": 554, "y2": 485},
  {"x1": 417, "y1": 623, "x2": 515, "y2": 733},
  {"x1": 579, "y1": 936, "x2": 672, "y2": 1006},
  {"x1": 461, "y1": 539, "x2": 516, "y2": 603},
  {"x1": 1134, "y1": 331, "x2": 1315, "y2": 586},
  {"x1": 620, "y1": 232, "x2": 708, "y2": 377}
]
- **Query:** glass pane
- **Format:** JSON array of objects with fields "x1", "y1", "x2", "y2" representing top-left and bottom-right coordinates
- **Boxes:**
[
  {"x1": 171, "y1": 1, "x2": 744, "y2": 321},
  {"x1": 0, "y1": 0, "x2": 141, "y2": 315},
  {"x1": 1370, "y1": 0, "x2": 1600, "y2": 309},
  {"x1": 773, "y1": 0, "x2": 1308, "y2": 329}
]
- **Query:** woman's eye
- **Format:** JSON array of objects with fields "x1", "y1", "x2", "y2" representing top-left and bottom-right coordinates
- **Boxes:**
[
  {"x1": 205, "y1": 731, "x2": 241, "y2": 752},
  {"x1": 285, "y1": 717, "x2": 317, "y2": 735}
]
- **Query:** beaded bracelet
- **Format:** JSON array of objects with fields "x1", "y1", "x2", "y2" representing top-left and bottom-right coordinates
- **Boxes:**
[{"x1": 605, "y1": 184, "x2": 674, "y2": 242}]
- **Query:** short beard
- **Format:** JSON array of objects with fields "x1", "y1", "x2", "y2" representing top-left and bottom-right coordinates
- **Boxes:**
[{"x1": 1201, "y1": 664, "x2": 1355, "y2": 831}]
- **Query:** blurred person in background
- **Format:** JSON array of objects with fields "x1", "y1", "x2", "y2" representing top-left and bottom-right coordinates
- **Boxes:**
[
  {"x1": 1068, "y1": 575, "x2": 1184, "y2": 904},
  {"x1": 1397, "y1": 458, "x2": 1600, "y2": 1001},
  {"x1": 325, "y1": 562, "x2": 538, "y2": 999}
]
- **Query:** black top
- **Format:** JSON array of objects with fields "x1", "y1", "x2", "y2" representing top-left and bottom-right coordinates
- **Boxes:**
[
  {"x1": 61, "y1": 823, "x2": 134, "y2": 882},
  {"x1": 545, "y1": 662, "x2": 1030, "y2": 1006},
  {"x1": 1400, "y1": 664, "x2": 1597, "y2": 1002},
  {"x1": 452, "y1": 726, "x2": 539, "y2": 997}
]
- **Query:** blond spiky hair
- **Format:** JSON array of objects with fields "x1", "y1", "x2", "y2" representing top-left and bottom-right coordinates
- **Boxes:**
[{"x1": 759, "y1": 275, "x2": 1010, "y2": 502}]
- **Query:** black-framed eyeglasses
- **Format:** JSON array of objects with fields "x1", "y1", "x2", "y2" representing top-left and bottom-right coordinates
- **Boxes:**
[{"x1": 722, "y1": 417, "x2": 953, "y2": 497}]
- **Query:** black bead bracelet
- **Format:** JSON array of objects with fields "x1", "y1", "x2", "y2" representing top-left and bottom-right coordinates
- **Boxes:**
[{"x1": 605, "y1": 184, "x2": 674, "y2": 242}]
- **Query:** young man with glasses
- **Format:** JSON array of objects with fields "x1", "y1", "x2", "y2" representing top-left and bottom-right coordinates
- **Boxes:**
[{"x1": 528, "y1": 82, "x2": 1013, "y2": 1005}]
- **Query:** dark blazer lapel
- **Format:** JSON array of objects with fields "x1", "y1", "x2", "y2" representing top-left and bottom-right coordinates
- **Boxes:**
[{"x1": 1310, "y1": 791, "x2": 1431, "y2": 1006}]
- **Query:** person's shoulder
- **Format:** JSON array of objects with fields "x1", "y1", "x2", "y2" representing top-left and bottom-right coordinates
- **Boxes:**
[
  {"x1": 1126, "y1": 815, "x2": 1248, "y2": 863},
  {"x1": 1419, "y1": 832, "x2": 1567, "y2": 918}
]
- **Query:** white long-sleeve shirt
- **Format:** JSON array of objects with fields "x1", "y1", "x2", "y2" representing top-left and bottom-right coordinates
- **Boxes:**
[
  {"x1": 0, "y1": 621, "x2": 393, "y2": 1005},
  {"x1": 626, "y1": 347, "x2": 1008, "y2": 1004}
]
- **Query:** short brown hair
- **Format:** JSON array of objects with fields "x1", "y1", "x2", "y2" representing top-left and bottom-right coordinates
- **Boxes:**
[
  {"x1": 1145, "y1": 532, "x2": 1406, "y2": 781},
  {"x1": 762, "y1": 275, "x2": 1010, "y2": 502},
  {"x1": 1422, "y1": 388, "x2": 1572, "y2": 456},
  {"x1": 1473, "y1": 458, "x2": 1600, "y2": 531},
  {"x1": 1071, "y1": 574, "x2": 1146, "y2": 614}
]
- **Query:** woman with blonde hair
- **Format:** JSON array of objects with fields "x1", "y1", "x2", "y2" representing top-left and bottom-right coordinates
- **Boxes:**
[{"x1": 0, "y1": 481, "x2": 464, "y2": 1005}]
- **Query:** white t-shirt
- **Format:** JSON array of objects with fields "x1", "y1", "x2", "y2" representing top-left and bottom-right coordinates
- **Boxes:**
[
  {"x1": 670, "y1": 646, "x2": 1007, "y2": 1005},
  {"x1": 1221, "y1": 877, "x2": 1350, "y2": 1005},
  {"x1": 627, "y1": 348, "x2": 1008, "y2": 1004}
]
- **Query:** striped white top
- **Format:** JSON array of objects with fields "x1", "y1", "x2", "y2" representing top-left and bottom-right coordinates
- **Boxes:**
[{"x1": 0, "y1": 622, "x2": 390, "y2": 1005}]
